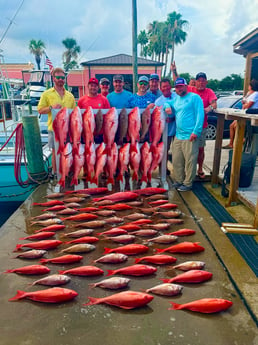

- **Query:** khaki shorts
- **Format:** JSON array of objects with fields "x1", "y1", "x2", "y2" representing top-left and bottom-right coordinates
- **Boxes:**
[{"x1": 198, "y1": 128, "x2": 207, "y2": 148}]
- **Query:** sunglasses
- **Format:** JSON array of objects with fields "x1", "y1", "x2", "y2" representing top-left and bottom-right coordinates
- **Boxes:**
[
  {"x1": 101, "y1": 82, "x2": 110, "y2": 86},
  {"x1": 139, "y1": 82, "x2": 148, "y2": 86},
  {"x1": 55, "y1": 76, "x2": 65, "y2": 80}
]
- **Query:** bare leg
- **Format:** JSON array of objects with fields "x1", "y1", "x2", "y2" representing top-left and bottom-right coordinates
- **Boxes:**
[
  {"x1": 52, "y1": 148, "x2": 57, "y2": 173},
  {"x1": 197, "y1": 147, "x2": 205, "y2": 175}
]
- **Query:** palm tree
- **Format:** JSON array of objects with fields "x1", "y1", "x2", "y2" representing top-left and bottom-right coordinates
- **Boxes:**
[
  {"x1": 62, "y1": 38, "x2": 81, "y2": 71},
  {"x1": 29, "y1": 39, "x2": 45, "y2": 70},
  {"x1": 137, "y1": 30, "x2": 148, "y2": 57},
  {"x1": 166, "y1": 12, "x2": 188, "y2": 77}
]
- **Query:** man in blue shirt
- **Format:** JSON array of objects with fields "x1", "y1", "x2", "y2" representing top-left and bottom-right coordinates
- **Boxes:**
[
  {"x1": 107, "y1": 75, "x2": 132, "y2": 108},
  {"x1": 147, "y1": 73, "x2": 162, "y2": 100},
  {"x1": 164, "y1": 78, "x2": 204, "y2": 191},
  {"x1": 128, "y1": 76, "x2": 155, "y2": 108}
]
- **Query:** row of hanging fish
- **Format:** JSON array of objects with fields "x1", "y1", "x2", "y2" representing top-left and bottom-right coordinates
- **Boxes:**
[
  {"x1": 5, "y1": 187, "x2": 233, "y2": 313},
  {"x1": 52, "y1": 106, "x2": 165, "y2": 187}
]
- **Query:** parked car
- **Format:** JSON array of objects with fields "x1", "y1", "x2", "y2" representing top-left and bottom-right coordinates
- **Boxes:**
[{"x1": 206, "y1": 96, "x2": 243, "y2": 140}]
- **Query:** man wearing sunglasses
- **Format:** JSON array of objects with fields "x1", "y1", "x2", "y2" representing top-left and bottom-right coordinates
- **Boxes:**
[
  {"x1": 128, "y1": 76, "x2": 155, "y2": 108},
  {"x1": 107, "y1": 75, "x2": 132, "y2": 108},
  {"x1": 99, "y1": 78, "x2": 110, "y2": 97},
  {"x1": 38, "y1": 67, "x2": 76, "y2": 176}
]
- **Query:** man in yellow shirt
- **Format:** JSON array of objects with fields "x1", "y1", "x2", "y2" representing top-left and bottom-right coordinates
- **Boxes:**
[{"x1": 38, "y1": 67, "x2": 75, "y2": 175}]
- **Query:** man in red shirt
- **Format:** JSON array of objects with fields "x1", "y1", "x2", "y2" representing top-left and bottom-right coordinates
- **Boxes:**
[
  {"x1": 171, "y1": 64, "x2": 217, "y2": 178},
  {"x1": 78, "y1": 77, "x2": 110, "y2": 109}
]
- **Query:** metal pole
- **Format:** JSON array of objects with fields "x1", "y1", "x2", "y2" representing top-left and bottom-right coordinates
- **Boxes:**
[{"x1": 132, "y1": 0, "x2": 138, "y2": 93}]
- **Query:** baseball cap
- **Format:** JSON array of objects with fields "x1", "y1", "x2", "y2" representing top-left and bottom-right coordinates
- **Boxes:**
[
  {"x1": 174, "y1": 77, "x2": 187, "y2": 86},
  {"x1": 196, "y1": 72, "x2": 207, "y2": 80},
  {"x1": 138, "y1": 76, "x2": 149, "y2": 83},
  {"x1": 150, "y1": 73, "x2": 159, "y2": 81},
  {"x1": 100, "y1": 78, "x2": 110, "y2": 85},
  {"x1": 113, "y1": 74, "x2": 124, "y2": 82},
  {"x1": 88, "y1": 77, "x2": 99, "y2": 85}
]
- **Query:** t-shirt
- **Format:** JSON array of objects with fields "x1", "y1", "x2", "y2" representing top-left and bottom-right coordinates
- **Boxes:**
[
  {"x1": 147, "y1": 89, "x2": 163, "y2": 101},
  {"x1": 37, "y1": 87, "x2": 76, "y2": 131},
  {"x1": 77, "y1": 94, "x2": 110, "y2": 110},
  {"x1": 188, "y1": 86, "x2": 217, "y2": 128},
  {"x1": 155, "y1": 93, "x2": 177, "y2": 137},
  {"x1": 107, "y1": 90, "x2": 132, "y2": 108},
  {"x1": 164, "y1": 92, "x2": 204, "y2": 140},
  {"x1": 128, "y1": 92, "x2": 156, "y2": 108},
  {"x1": 246, "y1": 91, "x2": 258, "y2": 108}
]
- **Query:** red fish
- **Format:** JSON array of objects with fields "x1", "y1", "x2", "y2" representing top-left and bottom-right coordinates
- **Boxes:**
[
  {"x1": 59, "y1": 266, "x2": 104, "y2": 276},
  {"x1": 149, "y1": 199, "x2": 168, "y2": 206},
  {"x1": 169, "y1": 298, "x2": 233, "y2": 314},
  {"x1": 93, "y1": 192, "x2": 138, "y2": 203},
  {"x1": 64, "y1": 236, "x2": 99, "y2": 245},
  {"x1": 61, "y1": 213, "x2": 98, "y2": 222},
  {"x1": 69, "y1": 106, "x2": 83, "y2": 155},
  {"x1": 9, "y1": 287, "x2": 78, "y2": 303},
  {"x1": 83, "y1": 291, "x2": 153, "y2": 309},
  {"x1": 92, "y1": 142, "x2": 107, "y2": 185},
  {"x1": 52, "y1": 107, "x2": 70, "y2": 154},
  {"x1": 35, "y1": 224, "x2": 66, "y2": 233},
  {"x1": 71, "y1": 143, "x2": 85, "y2": 186},
  {"x1": 82, "y1": 106, "x2": 95, "y2": 154},
  {"x1": 97, "y1": 228, "x2": 128, "y2": 236},
  {"x1": 84, "y1": 142, "x2": 96, "y2": 183},
  {"x1": 107, "y1": 264, "x2": 156, "y2": 277},
  {"x1": 155, "y1": 242, "x2": 205, "y2": 254},
  {"x1": 39, "y1": 254, "x2": 83, "y2": 265},
  {"x1": 135, "y1": 254, "x2": 177, "y2": 265},
  {"x1": 58, "y1": 142, "x2": 73, "y2": 188},
  {"x1": 99, "y1": 203, "x2": 133, "y2": 211},
  {"x1": 33, "y1": 200, "x2": 65, "y2": 207},
  {"x1": 158, "y1": 203, "x2": 178, "y2": 210},
  {"x1": 14, "y1": 240, "x2": 62, "y2": 252},
  {"x1": 65, "y1": 187, "x2": 108, "y2": 195},
  {"x1": 119, "y1": 224, "x2": 141, "y2": 231},
  {"x1": 106, "y1": 142, "x2": 118, "y2": 185},
  {"x1": 130, "y1": 142, "x2": 141, "y2": 181},
  {"x1": 42, "y1": 205, "x2": 67, "y2": 212},
  {"x1": 161, "y1": 270, "x2": 212, "y2": 284},
  {"x1": 104, "y1": 244, "x2": 148, "y2": 255},
  {"x1": 133, "y1": 187, "x2": 167, "y2": 195},
  {"x1": 128, "y1": 107, "x2": 141, "y2": 153},
  {"x1": 167, "y1": 229, "x2": 196, "y2": 236},
  {"x1": 129, "y1": 219, "x2": 153, "y2": 225},
  {"x1": 103, "y1": 107, "x2": 119, "y2": 155},
  {"x1": 149, "y1": 106, "x2": 165, "y2": 152},
  {"x1": 140, "y1": 141, "x2": 152, "y2": 183},
  {"x1": 19, "y1": 232, "x2": 56, "y2": 241},
  {"x1": 77, "y1": 207, "x2": 99, "y2": 212},
  {"x1": 147, "y1": 142, "x2": 164, "y2": 182},
  {"x1": 117, "y1": 143, "x2": 130, "y2": 182},
  {"x1": 4, "y1": 265, "x2": 50, "y2": 275}
]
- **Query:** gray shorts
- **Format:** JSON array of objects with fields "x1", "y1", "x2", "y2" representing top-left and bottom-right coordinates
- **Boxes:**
[
  {"x1": 198, "y1": 128, "x2": 207, "y2": 148},
  {"x1": 48, "y1": 131, "x2": 55, "y2": 149}
]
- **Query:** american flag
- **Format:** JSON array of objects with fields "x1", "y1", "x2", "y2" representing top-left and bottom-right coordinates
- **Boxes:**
[{"x1": 45, "y1": 53, "x2": 54, "y2": 73}]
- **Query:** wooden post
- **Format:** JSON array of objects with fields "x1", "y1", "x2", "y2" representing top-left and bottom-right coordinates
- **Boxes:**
[
  {"x1": 226, "y1": 118, "x2": 246, "y2": 206},
  {"x1": 211, "y1": 113, "x2": 225, "y2": 186},
  {"x1": 132, "y1": 0, "x2": 138, "y2": 94},
  {"x1": 254, "y1": 197, "x2": 258, "y2": 229}
]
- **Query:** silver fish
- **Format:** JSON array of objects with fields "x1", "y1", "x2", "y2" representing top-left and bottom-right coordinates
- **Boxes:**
[
  {"x1": 146, "y1": 283, "x2": 183, "y2": 296},
  {"x1": 147, "y1": 235, "x2": 178, "y2": 244},
  {"x1": 131, "y1": 229, "x2": 158, "y2": 237},
  {"x1": 15, "y1": 250, "x2": 47, "y2": 259},
  {"x1": 126, "y1": 201, "x2": 143, "y2": 206},
  {"x1": 95, "y1": 210, "x2": 116, "y2": 217},
  {"x1": 106, "y1": 235, "x2": 135, "y2": 244},
  {"x1": 146, "y1": 194, "x2": 168, "y2": 200},
  {"x1": 30, "y1": 218, "x2": 63, "y2": 226},
  {"x1": 56, "y1": 208, "x2": 79, "y2": 215},
  {"x1": 124, "y1": 213, "x2": 149, "y2": 221},
  {"x1": 31, "y1": 274, "x2": 71, "y2": 286},
  {"x1": 61, "y1": 244, "x2": 96, "y2": 253},
  {"x1": 89, "y1": 277, "x2": 130, "y2": 290},
  {"x1": 156, "y1": 211, "x2": 182, "y2": 218},
  {"x1": 31, "y1": 213, "x2": 57, "y2": 220},
  {"x1": 63, "y1": 229, "x2": 94, "y2": 238},
  {"x1": 94, "y1": 253, "x2": 128, "y2": 264},
  {"x1": 104, "y1": 217, "x2": 124, "y2": 224},
  {"x1": 45, "y1": 192, "x2": 65, "y2": 199},
  {"x1": 143, "y1": 223, "x2": 170, "y2": 230},
  {"x1": 75, "y1": 220, "x2": 106, "y2": 228},
  {"x1": 173, "y1": 261, "x2": 206, "y2": 271}
]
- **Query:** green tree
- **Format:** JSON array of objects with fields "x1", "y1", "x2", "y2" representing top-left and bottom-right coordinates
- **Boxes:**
[
  {"x1": 138, "y1": 30, "x2": 148, "y2": 57},
  {"x1": 62, "y1": 38, "x2": 81, "y2": 72},
  {"x1": 29, "y1": 39, "x2": 45, "y2": 70},
  {"x1": 207, "y1": 79, "x2": 220, "y2": 91}
]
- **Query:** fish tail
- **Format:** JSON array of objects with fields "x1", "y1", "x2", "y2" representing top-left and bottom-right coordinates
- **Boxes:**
[
  {"x1": 82, "y1": 296, "x2": 100, "y2": 306},
  {"x1": 140, "y1": 175, "x2": 148, "y2": 183},
  {"x1": 91, "y1": 176, "x2": 98, "y2": 185},
  {"x1": 8, "y1": 290, "x2": 26, "y2": 301},
  {"x1": 58, "y1": 270, "x2": 65, "y2": 274},
  {"x1": 3, "y1": 269, "x2": 14, "y2": 273},
  {"x1": 19, "y1": 237, "x2": 26, "y2": 240},
  {"x1": 160, "y1": 278, "x2": 171, "y2": 284},
  {"x1": 33, "y1": 202, "x2": 41, "y2": 206},
  {"x1": 117, "y1": 174, "x2": 123, "y2": 182},
  {"x1": 72, "y1": 145, "x2": 79, "y2": 156},
  {"x1": 154, "y1": 248, "x2": 163, "y2": 254},
  {"x1": 13, "y1": 244, "x2": 23, "y2": 252},
  {"x1": 168, "y1": 302, "x2": 182, "y2": 310},
  {"x1": 149, "y1": 144, "x2": 157, "y2": 154},
  {"x1": 132, "y1": 171, "x2": 138, "y2": 181},
  {"x1": 107, "y1": 177, "x2": 114, "y2": 185},
  {"x1": 130, "y1": 144, "x2": 137, "y2": 154},
  {"x1": 106, "y1": 270, "x2": 115, "y2": 276},
  {"x1": 39, "y1": 259, "x2": 48, "y2": 265},
  {"x1": 103, "y1": 247, "x2": 111, "y2": 254},
  {"x1": 88, "y1": 283, "x2": 97, "y2": 289},
  {"x1": 70, "y1": 177, "x2": 78, "y2": 186},
  {"x1": 58, "y1": 178, "x2": 66, "y2": 188},
  {"x1": 147, "y1": 172, "x2": 152, "y2": 183},
  {"x1": 93, "y1": 197, "x2": 101, "y2": 202}
]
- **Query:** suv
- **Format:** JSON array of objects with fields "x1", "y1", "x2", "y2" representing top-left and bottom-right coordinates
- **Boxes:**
[{"x1": 206, "y1": 96, "x2": 243, "y2": 140}]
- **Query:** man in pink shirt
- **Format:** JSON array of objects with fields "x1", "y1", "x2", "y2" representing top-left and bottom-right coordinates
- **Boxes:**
[
  {"x1": 172, "y1": 63, "x2": 217, "y2": 178},
  {"x1": 78, "y1": 77, "x2": 110, "y2": 109}
]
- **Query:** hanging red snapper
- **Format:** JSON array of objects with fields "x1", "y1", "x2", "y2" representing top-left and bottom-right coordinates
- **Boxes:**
[
  {"x1": 104, "y1": 244, "x2": 149, "y2": 255},
  {"x1": 82, "y1": 106, "x2": 95, "y2": 154},
  {"x1": 130, "y1": 142, "x2": 141, "y2": 181},
  {"x1": 4, "y1": 265, "x2": 50, "y2": 275},
  {"x1": 155, "y1": 242, "x2": 205, "y2": 254},
  {"x1": 39, "y1": 254, "x2": 83, "y2": 265},
  {"x1": 59, "y1": 266, "x2": 104, "y2": 276},
  {"x1": 71, "y1": 143, "x2": 85, "y2": 186},
  {"x1": 149, "y1": 106, "x2": 165, "y2": 152},
  {"x1": 161, "y1": 270, "x2": 213, "y2": 284},
  {"x1": 9, "y1": 287, "x2": 78, "y2": 303},
  {"x1": 107, "y1": 264, "x2": 157, "y2": 277},
  {"x1": 106, "y1": 142, "x2": 118, "y2": 185},
  {"x1": 128, "y1": 107, "x2": 141, "y2": 153},
  {"x1": 58, "y1": 143, "x2": 73, "y2": 188},
  {"x1": 140, "y1": 142, "x2": 152, "y2": 183},
  {"x1": 83, "y1": 290, "x2": 153, "y2": 309},
  {"x1": 117, "y1": 143, "x2": 130, "y2": 182},
  {"x1": 84, "y1": 142, "x2": 96, "y2": 183},
  {"x1": 103, "y1": 107, "x2": 118, "y2": 155},
  {"x1": 169, "y1": 298, "x2": 233, "y2": 314},
  {"x1": 147, "y1": 141, "x2": 164, "y2": 182},
  {"x1": 69, "y1": 106, "x2": 83, "y2": 155},
  {"x1": 92, "y1": 142, "x2": 107, "y2": 185},
  {"x1": 52, "y1": 107, "x2": 70, "y2": 154},
  {"x1": 135, "y1": 254, "x2": 177, "y2": 265}
]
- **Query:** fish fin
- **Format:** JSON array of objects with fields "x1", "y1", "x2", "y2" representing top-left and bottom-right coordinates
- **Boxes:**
[
  {"x1": 13, "y1": 244, "x2": 23, "y2": 252},
  {"x1": 107, "y1": 177, "x2": 114, "y2": 185},
  {"x1": 147, "y1": 172, "x2": 152, "y2": 183},
  {"x1": 160, "y1": 278, "x2": 170, "y2": 283},
  {"x1": 103, "y1": 247, "x2": 111, "y2": 254},
  {"x1": 8, "y1": 290, "x2": 26, "y2": 301},
  {"x1": 106, "y1": 270, "x2": 115, "y2": 276},
  {"x1": 58, "y1": 270, "x2": 65, "y2": 274},
  {"x1": 168, "y1": 302, "x2": 182, "y2": 310},
  {"x1": 70, "y1": 177, "x2": 78, "y2": 186},
  {"x1": 134, "y1": 258, "x2": 141, "y2": 264},
  {"x1": 82, "y1": 296, "x2": 100, "y2": 306},
  {"x1": 39, "y1": 259, "x2": 48, "y2": 265},
  {"x1": 132, "y1": 171, "x2": 138, "y2": 181}
]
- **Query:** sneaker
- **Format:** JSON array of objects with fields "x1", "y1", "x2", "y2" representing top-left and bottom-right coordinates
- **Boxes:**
[
  {"x1": 177, "y1": 184, "x2": 192, "y2": 192},
  {"x1": 172, "y1": 182, "x2": 182, "y2": 189}
]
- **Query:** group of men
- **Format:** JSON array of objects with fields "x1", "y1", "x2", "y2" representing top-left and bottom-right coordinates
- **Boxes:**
[{"x1": 38, "y1": 65, "x2": 217, "y2": 191}]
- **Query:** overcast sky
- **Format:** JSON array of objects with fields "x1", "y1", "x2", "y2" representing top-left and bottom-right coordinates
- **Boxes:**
[{"x1": 0, "y1": 0, "x2": 257, "y2": 80}]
